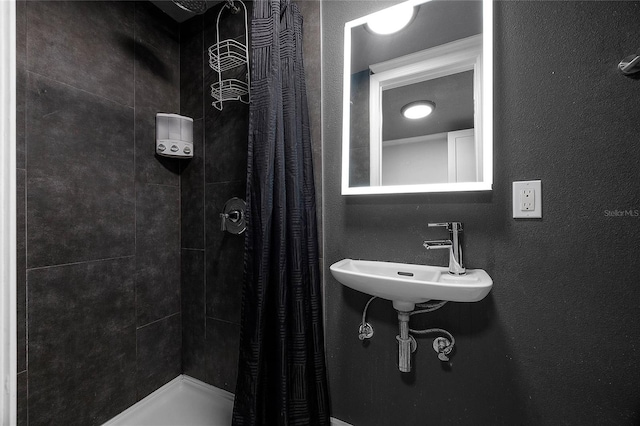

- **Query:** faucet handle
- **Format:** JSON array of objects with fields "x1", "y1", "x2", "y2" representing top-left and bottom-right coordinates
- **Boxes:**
[
  {"x1": 428, "y1": 222, "x2": 449, "y2": 228},
  {"x1": 428, "y1": 222, "x2": 463, "y2": 231}
]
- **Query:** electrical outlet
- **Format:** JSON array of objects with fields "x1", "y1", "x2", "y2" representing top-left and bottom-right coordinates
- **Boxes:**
[
  {"x1": 513, "y1": 180, "x2": 542, "y2": 218},
  {"x1": 520, "y1": 189, "x2": 535, "y2": 211}
]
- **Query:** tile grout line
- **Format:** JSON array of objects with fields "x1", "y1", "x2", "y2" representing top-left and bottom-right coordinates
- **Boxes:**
[
  {"x1": 23, "y1": 4, "x2": 29, "y2": 422},
  {"x1": 178, "y1": 18, "x2": 183, "y2": 374},
  {"x1": 144, "y1": 181, "x2": 181, "y2": 189},
  {"x1": 24, "y1": 69, "x2": 135, "y2": 111},
  {"x1": 133, "y1": 2, "x2": 139, "y2": 402},
  {"x1": 204, "y1": 178, "x2": 246, "y2": 186},
  {"x1": 202, "y1": 14, "x2": 208, "y2": 345},
  {"x1": 25, "y1": 255, "x2": 135, "y2": 272},
  {"x1": 205, "y1": 316, "x2": 240, "y2": 327},
  {"x1": 136, "y1": 311, "x2": 181, "y2": 331}
]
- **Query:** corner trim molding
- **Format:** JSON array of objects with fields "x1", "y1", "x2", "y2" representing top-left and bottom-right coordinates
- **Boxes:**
[{"x1": 0, "y1": 0, "x2": 17, "y2": 424}]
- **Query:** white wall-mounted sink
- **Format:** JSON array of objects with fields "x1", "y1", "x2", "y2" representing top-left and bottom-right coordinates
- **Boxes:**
[{"x1": 330, "y1": 259, "x2": 493, "y2": 311}]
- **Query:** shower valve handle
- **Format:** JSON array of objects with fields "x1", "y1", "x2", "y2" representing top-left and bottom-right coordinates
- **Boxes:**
[
  {"x1": 220, "y1": 210, "x2": 242, "y2": 231},
  {"x1": 220, "y1": 213, "x2": 228, "y2": 232}
]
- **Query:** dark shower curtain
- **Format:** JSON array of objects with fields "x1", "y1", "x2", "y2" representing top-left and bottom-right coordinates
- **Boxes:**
[{"x1": 232, "y1": 0, "x2": 330, "y2": 425}]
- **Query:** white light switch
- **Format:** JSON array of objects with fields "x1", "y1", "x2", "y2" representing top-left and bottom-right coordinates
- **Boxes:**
[{"x1": 513, "y1": 180, "x2": 542, "y2": 218}]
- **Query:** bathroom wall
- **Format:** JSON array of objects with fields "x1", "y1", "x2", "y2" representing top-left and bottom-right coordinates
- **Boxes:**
[
  {"x1": 15, "y1": 2, "x2": 182, "y2": 424},
  {"x1": 179, "y1": 0, "x2": 322, "y2": 393},
  {"x1": 178, "y1": 1, "x2": 248, "y2": 391},
  {"x1": 323, "y1": 1, "x2": 640, "y2": 425}
]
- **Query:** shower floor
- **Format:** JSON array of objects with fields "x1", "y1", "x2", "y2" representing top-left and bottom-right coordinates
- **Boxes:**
[
  {"x1": 103, "y1": 374, "x2": 351, "y2": 426},
  {"x1": 102, "y1": 375, "x2": 234, "y2": 426}
]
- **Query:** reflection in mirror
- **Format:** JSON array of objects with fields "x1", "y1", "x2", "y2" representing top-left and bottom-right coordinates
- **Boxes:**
[{"x1": 342, "y1": 0, "x2": 493, "y2": 194}]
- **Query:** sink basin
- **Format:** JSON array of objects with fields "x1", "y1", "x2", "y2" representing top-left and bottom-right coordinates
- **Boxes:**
[{"x1": 330, "y1": 259, "x2": 493, "y2": 311}]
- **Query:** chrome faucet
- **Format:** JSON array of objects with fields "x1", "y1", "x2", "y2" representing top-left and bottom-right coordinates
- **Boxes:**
[{"x1": 423, "y1": 222, "x2": 465, "y2": 275}]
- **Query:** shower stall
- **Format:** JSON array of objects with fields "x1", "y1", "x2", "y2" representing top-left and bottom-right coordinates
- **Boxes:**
[{"x1": 7, "y1": 0, "x2": 324, "y2": 424}]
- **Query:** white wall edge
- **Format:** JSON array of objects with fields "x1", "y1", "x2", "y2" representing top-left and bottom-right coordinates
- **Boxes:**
[{"x1": 0, "y1": 0, "x2": 18, "y2": 424}]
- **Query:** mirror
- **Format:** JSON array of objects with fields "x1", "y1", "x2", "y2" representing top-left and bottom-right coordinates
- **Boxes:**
[{"x1": 342, "y1": 0, "x2": 493, "y2": 195}]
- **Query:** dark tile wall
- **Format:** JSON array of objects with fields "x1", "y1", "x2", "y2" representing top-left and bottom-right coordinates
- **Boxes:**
[
  {"x1": 16, "y1": 2, "x2": 182, "y2": 424},
  {"x1": 179, "y1": 7, "x2": 207, "y2": 384},
  {"x1": 178, "y1": 1, "x2": 248, "y2": 391},
  {"x1": 135, "y1": 184, "x2": 180, "y2": 326},
  {"x1": 27, "y1": 259, "x2": 137, "y2": 426},
  {"x1": 136, "y1": 313, "x2": 182, "y2": 400},
  {"x1": 181, "y1": 249, "x2": 207, "y2": 380},
  {"x1": 179, "y1": 0, "x2": 323, "y2": 393},
  {"x1": 25, "y1": 73, "x2": 136, "y2": 268},
  {"x1": 323, "y1": 1, "x2": 640, "y2": 425}
]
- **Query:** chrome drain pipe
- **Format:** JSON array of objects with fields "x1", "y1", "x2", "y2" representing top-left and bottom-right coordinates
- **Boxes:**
[{"x1": 396, "y1": 310, "x2": 417, "y2": 372}]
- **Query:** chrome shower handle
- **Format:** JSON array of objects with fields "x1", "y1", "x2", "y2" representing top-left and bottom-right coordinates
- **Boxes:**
[
  {"x1": 220, "y1": 210, "x2": 242, "y2": 231},
  {"x1": 220, "y1": 212, "x2": 228, "y2": 232}
]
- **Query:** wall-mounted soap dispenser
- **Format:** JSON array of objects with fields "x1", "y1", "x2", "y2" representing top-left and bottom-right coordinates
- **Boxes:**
[{"x1": 156, "y1": 113, "x2": 194, "y2": 158}]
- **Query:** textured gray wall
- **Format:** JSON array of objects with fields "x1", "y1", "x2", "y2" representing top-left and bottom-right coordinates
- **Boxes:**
[
  {"x1": 323, "y1": 1, "x2": 640, "y2": 425},
  {"x1": 16, "y1": 2, "x2": 182, "y2": 425}
]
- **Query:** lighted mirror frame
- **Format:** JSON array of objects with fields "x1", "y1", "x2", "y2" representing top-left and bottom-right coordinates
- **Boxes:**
[{"x1": 341, "y1": 0, "x2": 493, "y2": 195}]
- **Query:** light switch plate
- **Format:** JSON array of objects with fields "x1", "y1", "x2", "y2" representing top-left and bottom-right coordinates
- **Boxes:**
[{"x1": 513, "y1": 180, "x2": 542, "y2": 218}]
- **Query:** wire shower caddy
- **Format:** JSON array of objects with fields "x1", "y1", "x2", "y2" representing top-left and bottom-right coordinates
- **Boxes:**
[{"x1": 208, "y1": 0, "x2": 250, "y2": 110}]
